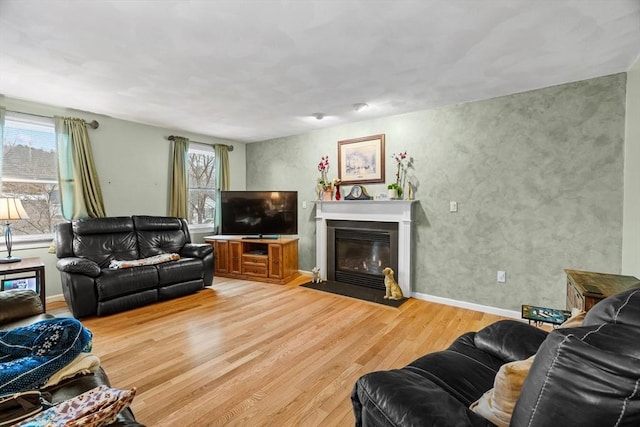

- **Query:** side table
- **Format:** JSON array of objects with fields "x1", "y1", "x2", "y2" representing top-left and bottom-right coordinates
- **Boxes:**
[
  {"x1": 566, "y1": 269, "x2": 640, "y2": 312},
  {"x1": 0, "y1": 257, "x2": 46, "y2": 311}
]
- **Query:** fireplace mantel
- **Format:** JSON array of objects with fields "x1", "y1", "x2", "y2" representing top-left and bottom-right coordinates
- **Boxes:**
[{"x1": 315, "y1": 200, "x2": 416, "y2": 296}]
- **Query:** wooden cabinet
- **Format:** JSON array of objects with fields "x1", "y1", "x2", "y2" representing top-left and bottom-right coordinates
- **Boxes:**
[
  {"x1": 229, "y1": 241, "x2": 242, "y2": 274},
  {"x1": 214, "y1": 240, "x2": 229, "y2": 274},
  {"x1": 565, "y1": 269, "x2": 640, "y2": 312},
  {"x1": 205, "y1": 236, "x2": 299, "y2": 285}
]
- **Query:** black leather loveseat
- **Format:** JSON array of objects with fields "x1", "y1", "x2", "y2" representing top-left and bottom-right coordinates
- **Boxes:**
[
  {"x1": 55, "y1": 215, "x2": 214, "y2": 318},
  {"x1": 352, "y1": 284, "x2": 640, "y2": 426},
  {"x1": 0, "y1": 289, "x2": 143, "y2": 426}
]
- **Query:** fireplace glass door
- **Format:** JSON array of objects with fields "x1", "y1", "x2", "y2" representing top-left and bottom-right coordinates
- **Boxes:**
[{"x1": 327, "y1": 220, "x2": 398, "y2": 290}]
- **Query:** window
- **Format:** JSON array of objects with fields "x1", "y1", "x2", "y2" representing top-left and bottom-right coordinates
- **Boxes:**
[
  {"x1": 187, "y1": 143, "x2": 216, "y2": 226},
  {"x1": 1, "y1": 112, "x2": 63, "y2": 238}
]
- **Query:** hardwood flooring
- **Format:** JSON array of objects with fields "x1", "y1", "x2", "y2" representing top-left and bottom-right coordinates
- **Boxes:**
[{"x1": 48, "y1": 276, "x2": 508, "y2": 426}]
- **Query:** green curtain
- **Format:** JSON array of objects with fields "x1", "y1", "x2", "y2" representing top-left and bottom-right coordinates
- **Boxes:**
[
  {"x1": 214, "y1": 144, "x2": 230, "y2": 231},
  {"x1": 55, "y1": 117, "x2": 106, "y2": 219},
  {"x1": 0, "y1": 107, "x2": 4, "y2": 193},
  {"x1": 169, "y1": 136, "x2": 189, "y2": 218}
]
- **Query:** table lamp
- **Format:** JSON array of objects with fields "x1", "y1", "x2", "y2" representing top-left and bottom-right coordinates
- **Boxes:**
[{"x1": 0, "y1": 197, "x2": 29, "y2": 263}]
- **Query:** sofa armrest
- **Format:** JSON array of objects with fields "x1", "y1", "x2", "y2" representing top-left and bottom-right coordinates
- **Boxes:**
[
  {"x1": 0, "y1": 289, "x2": 44, "y2": 325},
  {"x1": 474, "y1": 319, "x2": 548, "y2": 362},
  {"x1": 180, "y1": 243, "x2": 213, "y2": 259},
  {"x1": 56, "y1": 257, "x2": 101, "y2": 278}
]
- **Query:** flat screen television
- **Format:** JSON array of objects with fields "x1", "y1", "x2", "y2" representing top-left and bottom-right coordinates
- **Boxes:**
[{"x1": 220, "y1": 191, "x2": 298, "y2": 237}]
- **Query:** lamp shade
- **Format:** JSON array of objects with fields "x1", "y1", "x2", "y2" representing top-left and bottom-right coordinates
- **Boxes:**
[{"x1": 0, "y1": 198, "x2": 29, "y2": 221}]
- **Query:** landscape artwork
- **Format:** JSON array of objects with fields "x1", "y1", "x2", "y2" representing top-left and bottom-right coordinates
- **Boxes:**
[{"x1": 338, "y1": 134, "x2": 385, "y2": 184}]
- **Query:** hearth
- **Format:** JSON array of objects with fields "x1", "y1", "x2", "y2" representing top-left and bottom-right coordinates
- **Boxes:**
[{"x1": 327, "y1": 220, "x2": 398, "y2": 290}]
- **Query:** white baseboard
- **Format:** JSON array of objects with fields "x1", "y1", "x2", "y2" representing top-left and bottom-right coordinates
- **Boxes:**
[
  {"x1": 411, "y1": 291, "x2": 521, "y2": 319},
  {"x1": 298, "y1": 270, "x2": 521, "y2": 319},
  {"x1": 46, "y1": 294, "x2": 65, "y2": 303}
]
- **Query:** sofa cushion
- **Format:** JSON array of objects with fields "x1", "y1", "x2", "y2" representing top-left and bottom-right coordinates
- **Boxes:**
[
  {"x1": 95, "y1": 267, "x2": 158, "y2": 301},
  {"x1": 470, "y1": 356, "x2": 535, "y2": 427},
  {"x1": 407, "y1": 350, "x2": 501, "y2": 406},
  {"x1": 133, "y1": 216, "x2": 187, "y2": 258},
  {"x1": 73, "y1": 218, "x2": 138, "y2": 268},
  {"x1": 0, "y1": 290, "x2": 43, "y2": 325}
]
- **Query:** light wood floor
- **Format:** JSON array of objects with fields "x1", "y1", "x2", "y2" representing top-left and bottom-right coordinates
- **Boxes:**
[{"x1": 48, "y1": 275, "x2": 508, "y2": 426}]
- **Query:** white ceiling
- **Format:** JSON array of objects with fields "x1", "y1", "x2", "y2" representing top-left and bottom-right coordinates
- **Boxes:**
[{"x1": 1, "y1": 0, "x2": 639, "y2": 143}]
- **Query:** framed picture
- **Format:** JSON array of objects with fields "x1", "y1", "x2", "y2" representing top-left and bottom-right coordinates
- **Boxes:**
[
  {"x1": 1, "y1": 276, "x2": 39, "y2": 293},
  {"x1": 337, "y1": 134, "x2": 385, "y2": 184}
]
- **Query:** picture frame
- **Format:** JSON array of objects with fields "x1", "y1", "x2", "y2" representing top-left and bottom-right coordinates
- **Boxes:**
[
  {"x1": 1, "y1": 276, "x2": 39, "y2": 293},
  {"x1": 337, "y1": 134, "x2": 385, "y2": 184}
]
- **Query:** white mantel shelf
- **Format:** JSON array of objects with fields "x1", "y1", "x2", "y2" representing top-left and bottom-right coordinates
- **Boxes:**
[{"x1": 314, "y1": 199, "x2": 417, "y2": 297}]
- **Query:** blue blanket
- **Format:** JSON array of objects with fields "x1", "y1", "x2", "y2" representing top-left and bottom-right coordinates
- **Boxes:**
[{"x1": 0, "y1": 318, "x2": 92, "y2": 395}]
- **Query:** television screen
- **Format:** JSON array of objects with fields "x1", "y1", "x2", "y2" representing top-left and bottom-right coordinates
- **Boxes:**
[
  {"x1": 2, "y1": 276, "x2": 39, "y2": 293},
  {"x1": 221, "y1": 191, "x2": 298, "y2": 236}
]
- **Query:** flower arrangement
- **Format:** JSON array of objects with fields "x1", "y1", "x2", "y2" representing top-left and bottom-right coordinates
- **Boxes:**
[
  {"x1": 388, "y1": 151, "x2": 410, "y2": 198},
  {"x1": 317, "y1": 155, "x2": 340, "y2": 191}
]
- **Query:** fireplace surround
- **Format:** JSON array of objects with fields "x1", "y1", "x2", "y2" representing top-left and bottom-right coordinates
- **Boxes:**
[{"x1": 315, "y1": 200, "x2": 415, "y2": 297}]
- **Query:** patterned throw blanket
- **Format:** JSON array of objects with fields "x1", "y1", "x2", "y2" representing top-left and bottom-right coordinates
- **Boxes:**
[
  {"x1": 0, "y1": 318, "x2": 93, "y2": 395},
  {"x1": 109, "y1": 252, "x2": 180, "y2": 269}
]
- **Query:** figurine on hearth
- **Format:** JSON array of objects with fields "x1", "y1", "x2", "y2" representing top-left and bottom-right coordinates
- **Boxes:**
[
  {"x1": 311, "y1": 267, "x2": 322, "y2": 284},
  {"x1": 382, "y1": 267, "x2": 403, "y2": 300}
]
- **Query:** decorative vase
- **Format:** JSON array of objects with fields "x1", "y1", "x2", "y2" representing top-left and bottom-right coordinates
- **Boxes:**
[
  {"x1": 335, "y1": 185, "x2": 341, "y2": 200},
  {"x1": 388, "y1": 188, "x2": 398, "y2": 199},
  {"x1": 322, "y1": 189, "x2": 333, "y2": 201}
]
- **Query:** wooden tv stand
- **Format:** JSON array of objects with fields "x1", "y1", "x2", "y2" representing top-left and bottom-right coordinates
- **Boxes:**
[{"x1": 204, "y1": 236, "x2": 299, "y2": 284}]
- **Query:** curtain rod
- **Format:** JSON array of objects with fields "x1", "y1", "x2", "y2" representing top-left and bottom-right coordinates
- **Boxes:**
[
  {"x1": 167, "y1": 135, "x2": 234, "y2": 152},
  {"x1": 5, "y1": 110, "x2": 99, "y2": 129}
]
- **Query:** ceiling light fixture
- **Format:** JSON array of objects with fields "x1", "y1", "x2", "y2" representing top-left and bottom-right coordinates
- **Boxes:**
[
  {"x1": 313, "y1": 113, "x2": 325, "y2": 120},
  {"x1": 353, "y1": 103, "x2": 369, "y2": 112}
]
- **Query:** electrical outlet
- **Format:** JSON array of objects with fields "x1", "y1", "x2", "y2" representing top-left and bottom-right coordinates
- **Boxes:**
[
  {"x1": 449, "y1": 201, "x2": 458, "y2": 212},
  {"x1": 302, "y1": 201, "x2": 308, "y2": 209},
  {"x1": 497, "y1": 270, "x2": 506, "y2": 283}
]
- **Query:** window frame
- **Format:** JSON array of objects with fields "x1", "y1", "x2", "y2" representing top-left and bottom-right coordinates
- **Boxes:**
[
  {"x1": 186, "y1": 142, "x2": 217, "y2": 233},
  {"x1": 1, "y1": 112, "x2": 61, "y2": 248}
]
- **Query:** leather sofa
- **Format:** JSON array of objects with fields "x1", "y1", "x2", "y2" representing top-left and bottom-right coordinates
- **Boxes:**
[
  {"x1": 0, "y1": 289, "x2": 143, "y2": 426},
  {"x1": 352, "y1": 285, "x2": 640, "y2": 426},
  {"x1": 55, "y1": 215, "x2": 214, "y2": 318}
]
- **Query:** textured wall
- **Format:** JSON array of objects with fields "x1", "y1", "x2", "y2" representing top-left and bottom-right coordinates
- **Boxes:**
[
  {"x1": 623, "y1": 58, "x2": 640, "y2": 278},
  {"x1": 247, "y1": 74, "x2": 627, "y2": 311}
]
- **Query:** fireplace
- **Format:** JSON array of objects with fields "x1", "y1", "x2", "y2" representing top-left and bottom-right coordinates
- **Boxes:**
[
  {"x1": 315, "y1": 200, "x2": 415, "y2": 297},
  {"x1": 327, "y1": 220, "x2": 398, "y2": 290}
]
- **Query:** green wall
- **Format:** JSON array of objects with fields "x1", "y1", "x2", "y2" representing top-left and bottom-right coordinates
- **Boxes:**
[
  {"x1": 247, "y1": 74, "x2": 627, "y2": 311},
  {"x1": 623, "y1": 57, "x2": 640, "y2": 278}
]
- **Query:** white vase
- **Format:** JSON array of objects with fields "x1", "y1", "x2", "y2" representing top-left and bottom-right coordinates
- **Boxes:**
[{"x1": 388, "y1": 188, "x2": 398, "y2": 199}]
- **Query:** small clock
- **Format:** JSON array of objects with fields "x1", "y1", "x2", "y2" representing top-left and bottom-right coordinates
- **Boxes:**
[{"x1": 345, "y1": 184, "x2": 373, "y2": 200}]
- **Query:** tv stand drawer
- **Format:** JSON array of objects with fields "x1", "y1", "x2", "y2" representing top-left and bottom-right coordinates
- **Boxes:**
[
  {"x1": 242, "y1": 254, "x2": 268, "y2": 266},
  {"x1": 242, "y1": 265, "x2": 268, "y2": 277}
]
